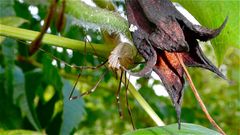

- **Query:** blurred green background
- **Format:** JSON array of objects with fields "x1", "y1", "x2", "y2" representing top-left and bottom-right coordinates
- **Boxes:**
[{"x1": 0, "y1": 0, "x2": 239, "y2": 135}]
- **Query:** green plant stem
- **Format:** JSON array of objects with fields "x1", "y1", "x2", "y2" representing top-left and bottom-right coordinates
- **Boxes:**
[
  {"x1": 0, "y1": 24, "x2": 164, "y2": 126},
  {"x1": 123, "y1": 76, "x2": 165, "y2": 126},
  {"x1": 65, "y1": 0, "x2": 130, "y2": 38},
  {"x1": 0, "y1": 24, "x2": 112, "y2": 58}
]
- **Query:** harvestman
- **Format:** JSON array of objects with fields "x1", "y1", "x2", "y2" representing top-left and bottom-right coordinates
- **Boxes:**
[{"x1": 37, "y1": 38, "x2": 136, "y2": 129}]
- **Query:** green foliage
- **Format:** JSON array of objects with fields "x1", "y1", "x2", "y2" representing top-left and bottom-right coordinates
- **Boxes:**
[
  {"x1": 14, "y1": 66, "x2": 42, "y2": 130},
  {"x1": 0, "y1": 130, "x2": 42, "y2": 135},
  {"x1": 0, "y1": 40, "x2": 22, "y2": 130},
  {"x1": 0, "y1": 0, "x2": 239, "y2": 135},
  {"x1": 60, "y1": 79, "x2": 85, "y2": 135},
  {"x1": 174, "y1": 0, "x2": 240, "y2": 65},
  {"x1": 123, "y1": 123, "x2": 220, "y2": 135},
  {"x1": 0, "y1": 0, "x2": 15, "y2": 17},
  {"x1": 0, "y1": 16, "x2": 27, "y2": 27},
  {"x1": 42, "y1": 55, "x2": 63, "y2": 92}
]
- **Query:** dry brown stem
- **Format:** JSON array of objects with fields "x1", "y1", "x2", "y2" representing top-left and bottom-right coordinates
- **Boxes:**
[{"x1": 176, "y1": 53, "x2": 226, "y2": 135}]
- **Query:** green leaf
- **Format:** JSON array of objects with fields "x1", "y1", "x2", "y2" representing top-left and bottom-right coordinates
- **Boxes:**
[
  {"x1": 0, "y1": 130, "x2": 42, "y2": 135},
  {"x1": 0, "y1": 0, "x2": 15, "y2": 17},
  {"x1": 0, "y1": 66, "x2": 22, "y2": 129},
  {"x1": 60, "y1": 79, "x2": 85, "y2": 135},
  {"x1": 13, "y1": 67, "x2": 42, "y2": 131},
  {"x1": 42, "y1": 54, "x2": 63, "y2": 92},
  {"x1": 23, "y1": 0, "x2": 49, "y2": 6},
  {"x1": 0, "y1": 16, "x2": 27, "y2": 27},
  {"x1": 174, "y1": 0, "x2": 240, "y2": 65},
  {"x1": 2, "y1": 38, "x2": 16, "y2": 101},
  {"x1": 123, "y1": 123, "x2": 220, "y2": 135}
]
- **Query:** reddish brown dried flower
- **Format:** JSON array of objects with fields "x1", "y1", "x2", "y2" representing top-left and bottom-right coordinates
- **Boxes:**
[{"x1": 125, "y1": 0, "x2": 227, "y2": 127}]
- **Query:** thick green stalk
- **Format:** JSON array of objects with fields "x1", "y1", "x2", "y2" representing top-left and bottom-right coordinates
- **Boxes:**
[
  {"x1": 0, "y1": 24, "x2": 164, "y2": 126},
  {"x1": 121, "y1": 75, "x2": 165, "y2": 126},
  {"x1": 65, "y1": 0, "x2": 131, "y2": 38},
  {"x1": 0, "y1": 24, "x2": 112, "y2": 58},
  {"x1": 128, "y1": 83, "x2": 165, "y2": 126}
]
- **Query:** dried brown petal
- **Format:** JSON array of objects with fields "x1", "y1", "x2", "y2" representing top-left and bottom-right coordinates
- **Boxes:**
[
  {"x1": 149, "y1": 17, "x2": 189, "y2": 52},
  {"x1": 153, "y1": 51, "x2": 184, "y2": 127},
  {"x1": 125, "y1": 0, "x2": 227, "y2": 128},
  {"x1": 125, "y1": 0, "x2": 157, "y2": 77}
]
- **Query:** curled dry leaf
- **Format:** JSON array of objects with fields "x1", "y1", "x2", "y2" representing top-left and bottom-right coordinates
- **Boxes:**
[{"x1": 125, "y1": 0, "x2": 227, "y2": 128}]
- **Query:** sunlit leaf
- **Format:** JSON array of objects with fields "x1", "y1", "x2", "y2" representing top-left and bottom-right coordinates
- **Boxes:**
[
  {"x1": 0, "y1": 16, "x2": 27, "y2": 27},
  {"x1": 42, "y1": 54, "x2": 63, "y2": 92},
  {"x1": 123, "y1": 123, "x2": 220, "y2": 135},
  {"x1": 174, "y1": 0, "x2": 240, "y2": 65},
  {"x1": 23, "y1": 0, "x2": 49, "y2": 6},
  {"x1": 0, "y1": 130, "x2": 42, "y2": 135}
]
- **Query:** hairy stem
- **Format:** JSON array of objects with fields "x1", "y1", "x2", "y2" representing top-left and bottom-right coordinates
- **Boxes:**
[
  {"x1": 65, "y1": 0, "x2": 130, "y2": 38},
  {"x1": 176, "y1": 53, "x2": 226, "y2": 135}
]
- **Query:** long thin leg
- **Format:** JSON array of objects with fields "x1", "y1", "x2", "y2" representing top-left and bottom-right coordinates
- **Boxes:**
[
  {"x1": 124, "y1": 71, "x2": 136, "y2": 130},
  {"x1": 39, "y1": 48, "x2": 108, "y2": 70},
  {"x1": 22, "y1": 33, "x2": 108, "y2": 70},
  {"x1": 69, "y1": 70, "x2": 108, "y2": 100},
  {"x1": 18, "y1": 34, "x2": 108, "y2": 100},
  {"x1": 86, "y1": 37, "x2": 108, "y2": 69},
  {"x1": 69, "y1": 70, "x2": 82, "y2": 100},
  {"x1": 111, "y1": 68, "x2": 118, "y2": 80},
  {"x1": 68, "y1": 38, "x2": 108, "y2": 100},
  {"x1": 68, "y1": 38, "x2": 88, "y2": 100},
  {"x1": 175, "y1": 53, "x2": 226, "y2": 135},
  {"x1": 116, "y1": 70, "x2": 124, "y2": 119},
  {"x1": 80, "y1": 70, "x2": 108, "y2": 96}
]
